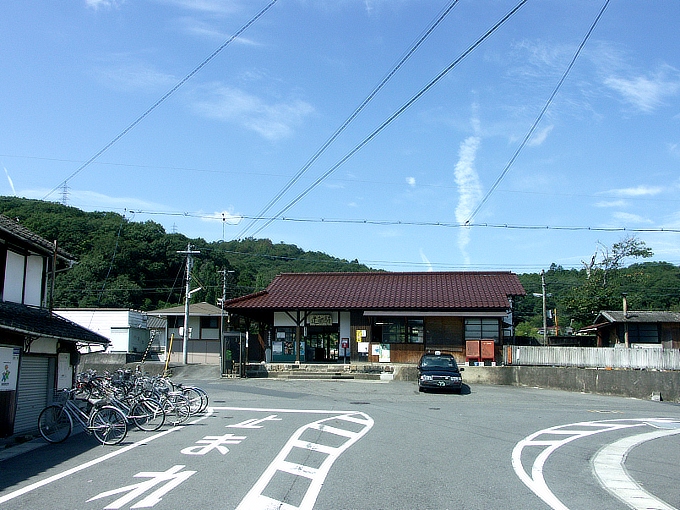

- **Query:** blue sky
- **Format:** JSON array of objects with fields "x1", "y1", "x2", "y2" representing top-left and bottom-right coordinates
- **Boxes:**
[{"x1": 1, "y1": 0, "x2": 679, "y2": 273}]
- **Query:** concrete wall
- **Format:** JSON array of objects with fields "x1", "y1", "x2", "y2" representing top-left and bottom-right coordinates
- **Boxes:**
[{"x1": 394, "y1": 364, "x2": 680, "y2": 402}]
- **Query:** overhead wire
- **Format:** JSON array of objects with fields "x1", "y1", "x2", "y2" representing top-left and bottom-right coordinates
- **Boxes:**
[
  {"x1": 464, "y1": 0, "x2": 611, "y2": 224},
  {"x1": 235, "y1": 0, "x2": 462, "y2": 240},
  {"x1": 125, "y1": 207, "x2": 680, "y2": 233},
  {"x1": 42, "y1": 0, "x2": 279, "y2": 200},
  {"x1": 247, "y1": 0, "x2": 529, "y2": 239}
]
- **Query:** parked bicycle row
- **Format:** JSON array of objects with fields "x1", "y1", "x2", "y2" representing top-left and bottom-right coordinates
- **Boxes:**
[{"x1": 37, "y1": 369, "x2": 209, "y2": 446}]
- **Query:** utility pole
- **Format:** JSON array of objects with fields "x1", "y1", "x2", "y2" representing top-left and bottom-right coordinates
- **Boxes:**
[
  {"x1": 177, "y1": 244, "x2": 200, "y2": 365},
  {"x1": 541, "y1": 270, "x2": 548, "y2": 346},
  {"x1": 218, "y1": 268, "x2": 234, "y2": 374}
]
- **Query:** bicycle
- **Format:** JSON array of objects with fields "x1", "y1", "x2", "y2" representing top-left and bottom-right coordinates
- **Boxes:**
[
  {"x1": 170, "y1": 382, "x2": 210, "y2": 415},
  {"x1": 107, "y1": 393, "x2": 166, "y2": 432},
  {"x1": 37, "y1": 389, "x2": 128, "y2": 445}
]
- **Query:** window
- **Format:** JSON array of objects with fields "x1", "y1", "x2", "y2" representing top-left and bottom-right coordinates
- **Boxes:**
[
  {"x1": 168, "y1": 316, "x2": 184, "y2": 329},
  {"x1": 381, "y1": 319, "x2": 404, "y2": 344},
  {"x1": 626, "y1": 323, "x2": 659, "y2": 344},
  {"x1": 464, "y1": 318, "x2": 499, "y2": 341},
  {"x1": 380, "y1": 318, "x2": 424, "y2": 344},
  {"x1": 201, "y1": 316, "x2": 219, "y2": 329},
  {"x1": 407, "y1": 319, "x2": 424, "y2": 343}
]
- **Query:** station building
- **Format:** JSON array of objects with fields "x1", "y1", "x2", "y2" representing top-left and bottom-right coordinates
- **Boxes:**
[{"x1": 223, "y1": 271, "x2": 526, "y2": 364}]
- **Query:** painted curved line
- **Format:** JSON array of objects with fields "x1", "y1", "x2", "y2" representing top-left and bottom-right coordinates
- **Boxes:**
[
  {"x1": 512, "y1": 419, "x2": 654, "y2": 510},
  {"x1": 236, "y1": 411, "x2": 374, "y2": 510},
  {"x1": 592, "y1": 428, "x2": 680, "y2": 510}
]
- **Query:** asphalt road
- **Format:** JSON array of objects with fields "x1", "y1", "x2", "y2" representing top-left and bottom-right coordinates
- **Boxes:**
[{"x1": 1, "y1": 378, "x2": 679, "y2": 510}]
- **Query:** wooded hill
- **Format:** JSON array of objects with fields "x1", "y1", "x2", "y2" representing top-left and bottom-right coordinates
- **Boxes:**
[
  {"x1": 2, "y1": 197, "x2": 679, "y2": 333},
  {"x1": 0, "y1": 197, "x2": 370, "y2": 311}
]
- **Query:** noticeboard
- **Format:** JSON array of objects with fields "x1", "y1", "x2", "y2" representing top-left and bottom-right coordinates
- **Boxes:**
[{"x1": 0, "y1": 346, "x2": 20, "y2": 392}]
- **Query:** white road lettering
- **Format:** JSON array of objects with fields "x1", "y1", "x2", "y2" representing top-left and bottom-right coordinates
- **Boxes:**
[
  {"x1": 87, "y1": 464, "x2": 196, "y2": 509},
  {"x1": 0, "y1": 409, "x2": 212, "y2": 505},
  {"x1": 228, "y1": 414, "x2": 282, "y2": 428},
  {"x1": 180, "y1": 433, "x2": 246, "y2": 455}
]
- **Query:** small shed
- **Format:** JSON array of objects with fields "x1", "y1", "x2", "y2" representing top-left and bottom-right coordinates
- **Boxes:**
[{"x1": 579, "y1": 310, "x2": 680, "y2": 349}]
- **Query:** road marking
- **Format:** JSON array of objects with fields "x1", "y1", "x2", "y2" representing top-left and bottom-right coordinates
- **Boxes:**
[
  {"x1": 0, "y1": 409, "x2": 212, "y2": 505},
  {"x1": 592, "y1": 425, "x2": 680, "y2": 510},
  {"x1": 512, "y1": 420, "x2": 643, "y2": 510},
  {"x1": 236, "y1": 411, "x2": 374, "y2": 510},
  {"x1": 228, "y1": 414, "x2": 283, "y2": 428},
  {"x1": 212, "y1": 406, "x2": 360, "y2": 414},
  {"x1": 87, "y1": 464, "x2": 196, "y2": 509},
  {"x1": 180, "y1": 432, "x2": 247, "y2": 455}
]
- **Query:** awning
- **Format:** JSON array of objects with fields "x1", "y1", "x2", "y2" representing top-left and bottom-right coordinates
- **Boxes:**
[{"x1": 0, "y1": 301, "x2": 110, "y2": 345}]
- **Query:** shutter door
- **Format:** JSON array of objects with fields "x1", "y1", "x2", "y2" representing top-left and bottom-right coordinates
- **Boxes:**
[{"x1": 13, "y1": 356, "x2": 50, "y2": 434}]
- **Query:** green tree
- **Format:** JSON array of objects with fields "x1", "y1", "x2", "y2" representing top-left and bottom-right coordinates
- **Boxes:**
[{"x1": 563, "y1": 236, "x2": 653, "y2": 327}]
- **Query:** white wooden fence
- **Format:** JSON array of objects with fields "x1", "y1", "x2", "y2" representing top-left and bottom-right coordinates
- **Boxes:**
[{"x1": 507, "y1": 345, "x2": 680, "y2": 371}]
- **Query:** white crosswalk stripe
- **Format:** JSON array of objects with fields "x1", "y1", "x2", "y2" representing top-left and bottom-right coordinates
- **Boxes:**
[{"x1": 236, "y1": 412, "x2": 374, "y2": 510}]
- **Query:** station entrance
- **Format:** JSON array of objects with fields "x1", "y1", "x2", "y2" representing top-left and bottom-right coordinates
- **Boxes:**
[{"x1": 307, "y1": 327, "x2": 339, "y2": 362}]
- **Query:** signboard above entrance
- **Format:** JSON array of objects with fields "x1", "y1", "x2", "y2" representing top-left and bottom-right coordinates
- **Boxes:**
[{"x1": 308, "y1": 314, "x2": 332, "y2": 326}]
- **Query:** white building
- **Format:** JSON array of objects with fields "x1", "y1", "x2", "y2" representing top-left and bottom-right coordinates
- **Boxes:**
[{"x1": 54, "y1": 308, "x2": 166, "y2": 355}]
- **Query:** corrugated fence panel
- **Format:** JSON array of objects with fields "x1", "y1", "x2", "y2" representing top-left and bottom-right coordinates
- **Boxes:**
[{"x1": 510, "y1": 346, "x2": 680, "y2": 370}]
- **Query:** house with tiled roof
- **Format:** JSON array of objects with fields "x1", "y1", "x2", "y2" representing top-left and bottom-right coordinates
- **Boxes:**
[
  {"x1": 224, "y1": 271, "x2": 525, "y2": 364},
  {"x1": 0, "y1": 215, "x2": 109, "y2": 438},
  {"x1": 579, "y1": 310, "x2": 680, "y2": 349},
  {"x1": 148, "y1": 302, "x2": 225, "y2": 365}
]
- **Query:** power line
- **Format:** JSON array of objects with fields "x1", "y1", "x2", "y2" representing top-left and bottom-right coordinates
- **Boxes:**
[
  {"x1": 42, "y1": 0, "x2": 279, "y2": 200},
  {"x1": 235, "y1": 0, "x2": 461, "y2": 240},
  {"x1": 465, "y1": 0, "x2": 611, "y2": 224},
  {"x1": 125, "y1": 208, "x2": 680, "y2": 234},
  {"x1": 248, "y1": 0, "x2": 529, "y2": 238}
]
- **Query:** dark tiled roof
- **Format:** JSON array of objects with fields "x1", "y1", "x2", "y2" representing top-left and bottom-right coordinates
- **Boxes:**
[
  {"x1": 149, "y1": 302, "x2": 224, "y2": 316},
  {"x1": 597, "y1": 310, "x2": 680, "y2": 324},
  {"x1": 225, "y1": 272, "x2": 525, "y2": 311},
  {"x1": 0, "y1": 214, "x2": 74, "y2": 261},
  {"x1": 0, "y1": 301, "x2": 109, "y2": 344}
]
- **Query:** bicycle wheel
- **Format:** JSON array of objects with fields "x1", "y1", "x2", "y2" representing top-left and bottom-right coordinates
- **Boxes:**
[
  {"x1": 38, "y1": 405, "x2": 72, "y2": 443},
  {"x1": 182, "y1": 387, "x2": 208, "y2": 415},
  {"x1": 162, "y1": 393, "x2": 191, "y2": 426},
  {"x1": 131, "y1": 399, "x2": 165, "y2": 431},
  {"x1": 90, "y1": 406, "x2": 127, "y2": 445}
]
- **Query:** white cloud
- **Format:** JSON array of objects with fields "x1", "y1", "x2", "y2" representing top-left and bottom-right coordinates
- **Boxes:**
[
  {"x1": 406, "y1": 177, "x2": 416, "y2": 187},
  {"x1": 604, "y1": 66, "x2": 680, "y2": 112},
  {"x1": 528, "y1": 124, "x2": 553, "y2": 147},
  {"x1": 23, "y1": 187, "x2": 165, "y2": 213},
  {"x1": 607, "y1": 185, "x2": 664, "y2": 197},
  {"x1": 595, "y1": 199, "x2": 627, "y2": 208},
  {"x1": 93, "y1": 62, "x2": 176, "y2": 92},
  {"x1": 419, "y1": 249, "x2": 433, "y2": 272},
  {"x1": 193, "y1": 85, "x2": 314, "y2": 141},
  {"x1": 157, "y1": 0, "x2": 241, "y2": 15},
  {"x1": 85, "y1": 0, "x2": 123, "y2": 9},
  {"x1": 4, "y1": 167, "x2": 16, "y2": 196},
  {"x1": 611, "y1": 212, "x2": 653, "y2": 225},
  {"x1": 453, "y1": 136, "x2": 482, "y2": 265}
]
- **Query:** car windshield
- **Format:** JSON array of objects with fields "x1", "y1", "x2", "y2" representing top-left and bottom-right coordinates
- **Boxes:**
[{"x1": 421, "y1": 356, "x2": 457, "y2": 369}]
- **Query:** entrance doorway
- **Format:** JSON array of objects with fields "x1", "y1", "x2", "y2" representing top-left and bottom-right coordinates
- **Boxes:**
[{"x1": 307, "y1": 327, "x2": 339, "y2": 362}]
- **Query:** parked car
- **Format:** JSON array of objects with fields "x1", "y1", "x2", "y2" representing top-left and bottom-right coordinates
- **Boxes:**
[{"x1": 417, "y1": 351, "x2": 464, "y2": 393}]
